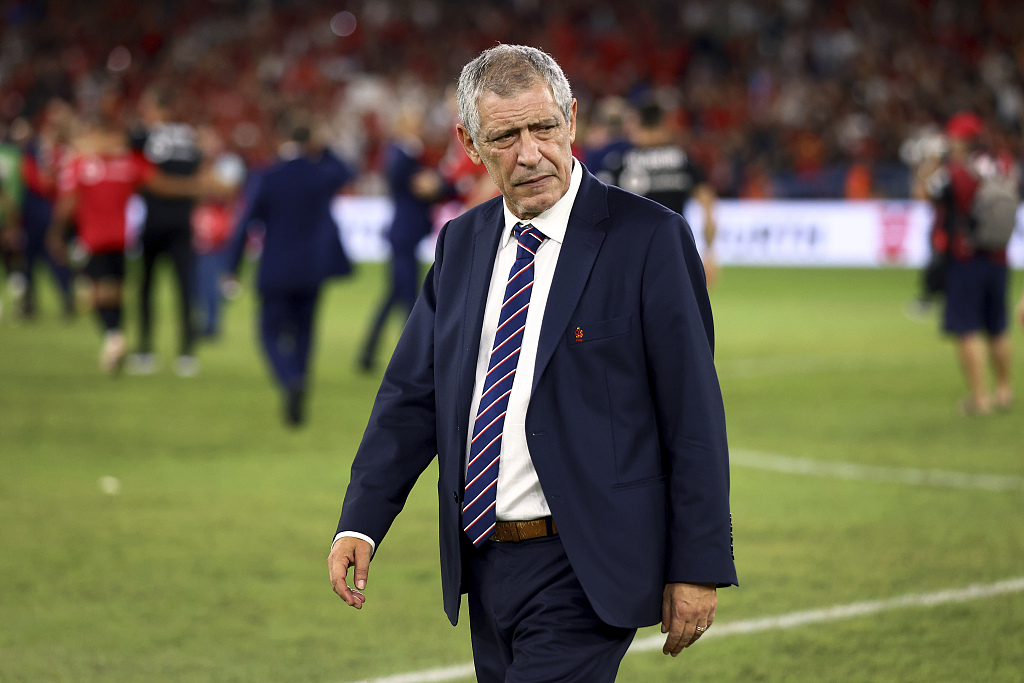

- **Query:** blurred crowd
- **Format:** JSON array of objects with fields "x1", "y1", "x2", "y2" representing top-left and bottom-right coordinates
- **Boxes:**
[{"x1": 2, "y1": 0, "x2": 1023, "y2": 200}]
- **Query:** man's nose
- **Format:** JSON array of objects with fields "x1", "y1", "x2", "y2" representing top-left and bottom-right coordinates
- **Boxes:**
[{"x1": 517, "y1": 130, "x2": 542, "y2": 167}]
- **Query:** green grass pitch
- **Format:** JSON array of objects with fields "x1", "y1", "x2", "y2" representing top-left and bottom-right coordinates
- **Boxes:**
[{"x1": 1, "y1": 262, "x2": 1022, "y2": 682}]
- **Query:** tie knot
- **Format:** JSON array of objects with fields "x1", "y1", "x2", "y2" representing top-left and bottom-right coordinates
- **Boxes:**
[{"x1": 514, "y1": 223, "x2": 546, "y2": 254}]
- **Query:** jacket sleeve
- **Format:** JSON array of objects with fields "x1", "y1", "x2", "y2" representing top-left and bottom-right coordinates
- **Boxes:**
[
  {"x1": 335, "y1": 222, "x2": 448, "y2": 547},
  {"x1": 640, "y1": 214, "x2": 736, "y2": 587},
  {"x1": 228, "y1": 176, "x2": 267, "y2": 277}
]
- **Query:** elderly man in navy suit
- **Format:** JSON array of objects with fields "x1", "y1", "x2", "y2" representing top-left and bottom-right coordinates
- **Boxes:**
[{"x1": 330, "y1": 45, "x2": 735, "y2": 681}]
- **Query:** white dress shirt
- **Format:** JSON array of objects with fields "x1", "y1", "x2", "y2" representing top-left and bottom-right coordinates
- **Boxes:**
[
  {"x1": 333, "y1": 159, "x2": 583, "y2": 553},
  {"x1": 466, "y1": 158, "x2": 582, "y2": 521}
]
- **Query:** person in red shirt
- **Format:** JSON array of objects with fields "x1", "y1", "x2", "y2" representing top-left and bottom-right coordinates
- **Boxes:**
[{"x1": 48, "y1": 99, "x2": 228, "y2": 374}]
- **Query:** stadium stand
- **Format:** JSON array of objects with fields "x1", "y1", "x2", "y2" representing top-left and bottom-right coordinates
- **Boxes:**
[{"x1": 1, "y1": 0, "x2": 1022, "y2": 198}]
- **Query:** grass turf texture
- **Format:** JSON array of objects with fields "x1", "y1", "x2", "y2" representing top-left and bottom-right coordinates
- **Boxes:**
[{"x1": 1, "y1": 262, "x2": 1022, "y2": 682}]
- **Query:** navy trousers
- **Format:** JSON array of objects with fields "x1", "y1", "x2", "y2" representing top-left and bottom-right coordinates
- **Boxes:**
[
  {"x1": 259, "y1": 288, "x2": 320, "y2": 391},
  {"x1": 22, "y1": 220, "x2": 73, "y2": 316},
  {"x1": 194, "y1": 248, "x2": 227, "y2": 338},
  {"x1": 468, "y1": 535, "x2": 636, "y2": 683},
  {"x1": 359, "y1": 245, "x2": 420, "y2": 368}
]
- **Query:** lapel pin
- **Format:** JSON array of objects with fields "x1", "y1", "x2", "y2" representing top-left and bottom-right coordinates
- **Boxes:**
[{"x1": 575, "y1": 327, "x2": 583, "y2": 342}]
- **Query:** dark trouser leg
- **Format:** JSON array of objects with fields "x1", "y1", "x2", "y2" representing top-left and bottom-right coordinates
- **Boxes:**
[
  {"x1": 21, "y1": 236, "x2": 37, "y2": 318},
  {"x1": 260, "y1": 293, "x2": 293, "y2": 389},
  {"x1": 260, "y1": 290, "x2": 319, "y2": 425},
  {"x1": 468, "y1": 536, "x2": 636, "y2": 683},
  {"x1": 359, "y1": 255, "x2": 401, "y2": 369},
  {"x1": 24, "y1": 225, "x2": 74, "y2": 315},
  {"x1": 167, "y1": 227, "x2": 197, "y2": 356},
  {"x1": 359, "y1": 287, "x2": 397, "y2": 369},
  {"x1": 260, "y1": 289, "x2": 319, "y2": 390},
  {"x1": 288, "y1": 289, "x2": 320, "y2": 385},
  {"x1": 137, "y1": 227, "x2": 163, "y2": 354},
  {"x1": 194, "y1": 251, "x2": 222, "y2": 337},
  {"x1": 392, "y1": 247, "x2": 421, "y2": 315},
  {"x1": 359, "y1": 248, "x2": 419, "y2": 369}
]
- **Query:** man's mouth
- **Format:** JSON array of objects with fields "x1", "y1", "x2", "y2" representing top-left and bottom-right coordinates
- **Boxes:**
[{"x1": 515, "y1": 175, "x2": 550, "y2": 187}]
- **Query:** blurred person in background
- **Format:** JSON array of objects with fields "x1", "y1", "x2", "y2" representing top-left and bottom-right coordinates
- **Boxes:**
[
  {"x1": 357, "y1": 107, "x2": 448, "y2": 372},
  {"x1": 47, "y1": 92, "x2": 228, "y2": 375},
  {"x1": 916, "y1": 112, "x2": 1021, "y2": 414},
  {"x1": 0, "y1": 182, "x2": 19, "y2": 324},
  {"x1": 599, "y1": 101, "x2": 719, "y2": 287},
  {"x1": 0, "y1": 121, "x2": 26, "y2": 317},
  {"x1": 229, "y1": 115, "x2": 354, "y2": 426},
  {"x1": 128, "y1": 86, "x2": 204, "y2": 377},
  {"x1": 582, "y1": 97, "x2": 632, "y2": 177},
  {"x1": 330, "y1": 44, "x2": 735, "y2": 682},
  {"x1": 6, "y1": 101, "x2": 77, "y2": 320},
  {"x1": 437, "y1": 86, "x2": 501, "y2": 213},
  {"x1": 191, "y1": 126, "x2": 245, "y2": 341}
]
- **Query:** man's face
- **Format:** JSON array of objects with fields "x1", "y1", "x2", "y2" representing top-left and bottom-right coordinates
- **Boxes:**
[{"x1": 457, "y1": 82, "x2": 576, "y2": 220}]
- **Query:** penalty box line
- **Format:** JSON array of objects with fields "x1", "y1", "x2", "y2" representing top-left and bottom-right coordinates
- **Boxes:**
[
  {"x1": 341, "y1": 577, "x2": 1024, "y2": 683},
  {"x1": 731, "y1": 448, "x2": 1024, "y2": 492}
]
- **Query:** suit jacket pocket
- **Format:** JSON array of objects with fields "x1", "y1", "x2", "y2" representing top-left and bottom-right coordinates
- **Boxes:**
[
  {"x1": 611, "y1": 474, "x2": 668, "y2": 490},
  {"x1": 566, "y1": 315, "x2": 632, "y2": 345}
]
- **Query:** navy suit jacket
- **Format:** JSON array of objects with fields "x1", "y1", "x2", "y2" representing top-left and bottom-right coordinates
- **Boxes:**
[
  {"x1": 235, "y1": 149, "x2": 353, "y2": 294},
  {"x1": 385, "y1": 143, "x2": 435, "y2": 252},
  {"x1": 338, "y1": 165, "x2": 736, "y2": 628}
]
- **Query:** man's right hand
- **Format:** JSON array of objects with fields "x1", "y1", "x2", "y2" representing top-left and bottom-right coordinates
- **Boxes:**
[{"x1": 328, "y1": 536, "x2": 372, "y2": 609}]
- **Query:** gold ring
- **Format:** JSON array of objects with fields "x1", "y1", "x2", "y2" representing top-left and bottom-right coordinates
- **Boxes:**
[{"x1": 695, "y1": 625, "x2": 708, "y2": 632}]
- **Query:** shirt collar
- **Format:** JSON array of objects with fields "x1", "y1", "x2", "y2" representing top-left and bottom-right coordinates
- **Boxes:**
[{"x1": 500, "y1": 157, "x2": 582, "y2": 247}]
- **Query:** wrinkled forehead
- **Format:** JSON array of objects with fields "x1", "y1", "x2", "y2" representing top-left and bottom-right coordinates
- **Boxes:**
[{"x1": 477, "y1": 83, "x2": 563, "y2": 132}]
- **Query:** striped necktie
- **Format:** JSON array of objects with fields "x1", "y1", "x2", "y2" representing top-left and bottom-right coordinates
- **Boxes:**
[{"x1": 463, "y1": 223, "x2": 547, "y2": 547}]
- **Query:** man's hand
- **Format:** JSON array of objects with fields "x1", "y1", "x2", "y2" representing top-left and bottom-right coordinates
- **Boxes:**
[
  {"x1": 328, "y1": 537, "x2": 372, "y2": 609},
  {"x1": 661, "y1": 582, "x2": 716, "y2": 656}
]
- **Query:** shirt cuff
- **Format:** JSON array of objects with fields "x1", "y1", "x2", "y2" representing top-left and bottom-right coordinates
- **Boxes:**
[{"x1": 331, "y1": 531, "x2": 377, "y2": 558}]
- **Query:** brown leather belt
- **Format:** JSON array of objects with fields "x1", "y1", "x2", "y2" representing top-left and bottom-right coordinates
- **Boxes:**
[{"x1": 489, "y1": 517, "x2": 558, "y2": 543}]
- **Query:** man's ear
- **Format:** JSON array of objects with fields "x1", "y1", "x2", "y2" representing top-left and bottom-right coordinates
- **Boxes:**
[
  {"x1": 456, "y1": 124, "x2": 483, "y2": 166},
  {"x1": 568, "y1": 98, "x2": 578, "y2": 145}
]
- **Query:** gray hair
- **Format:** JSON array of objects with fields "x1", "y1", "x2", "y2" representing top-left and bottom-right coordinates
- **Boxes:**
[{"x1": 456, "y1": 44, "x2": 573, "y2": 142}]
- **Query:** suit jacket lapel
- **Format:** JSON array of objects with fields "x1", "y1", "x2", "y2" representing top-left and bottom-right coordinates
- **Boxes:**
[
  {"x1": 456, "y1": 198, "x2": 505, "y2": 450},
  {"x1": 532, "y1": 169, "x2": 609, "y2": 394}
]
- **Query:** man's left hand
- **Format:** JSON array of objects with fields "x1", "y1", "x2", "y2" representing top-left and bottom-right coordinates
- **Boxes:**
[{"x1": 661, "y1": 582, "x2": 716, "y2": 656}]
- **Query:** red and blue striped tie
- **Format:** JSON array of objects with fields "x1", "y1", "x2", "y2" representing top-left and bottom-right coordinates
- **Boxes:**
[{"x1": 463, "y1": 223, "x2": 547, "y2": 547}]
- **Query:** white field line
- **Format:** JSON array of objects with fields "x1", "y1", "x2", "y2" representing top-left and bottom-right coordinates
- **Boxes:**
[
  {"x1": 731, "y1": 448, "x2": 1024, "y2": 492},
  {"x1": 341, "y1": 577, "x2": 1024, "y2": 683},
  {"x1": 628, "y1": 576, "x2": 1024, "y2": 652}
]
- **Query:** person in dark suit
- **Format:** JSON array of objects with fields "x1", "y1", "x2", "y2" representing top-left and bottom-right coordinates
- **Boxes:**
[
  {"x1": 357, "y1": 109, "x2": 444, "y2": 371},
  {"x1": 231, "y1": 119, "x2": 354, "y2": 426},
  {"x1": 329, "y1": 45, "x2": 735, "y2": 681}
]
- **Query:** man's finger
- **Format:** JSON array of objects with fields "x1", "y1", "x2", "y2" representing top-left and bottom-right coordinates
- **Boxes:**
[
  {"x1": 663, "y1": 618, "x2": 694, "y2": 656},
  {"x1": 352, "y1": 542, "x2": 371, "y2": 591},
  {"x1": 687, "y1": 620, "x2": 710, "y2": 647},
  {"x1": 329, "y1": 553, "x2": 356, "y2": 605}
]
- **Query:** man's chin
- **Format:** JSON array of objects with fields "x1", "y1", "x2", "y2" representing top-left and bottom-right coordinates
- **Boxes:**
[
  {"x1": 508, "y1": 188, "x2": 561, "y2": 219},
  {"x1": 509, "y1": 197, "x2": 556, "y2": 220}
]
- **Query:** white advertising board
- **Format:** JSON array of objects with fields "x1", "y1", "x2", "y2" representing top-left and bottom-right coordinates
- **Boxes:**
[{"x1": 332, "y1": 197, "x2": 1024, "y2": 268}]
